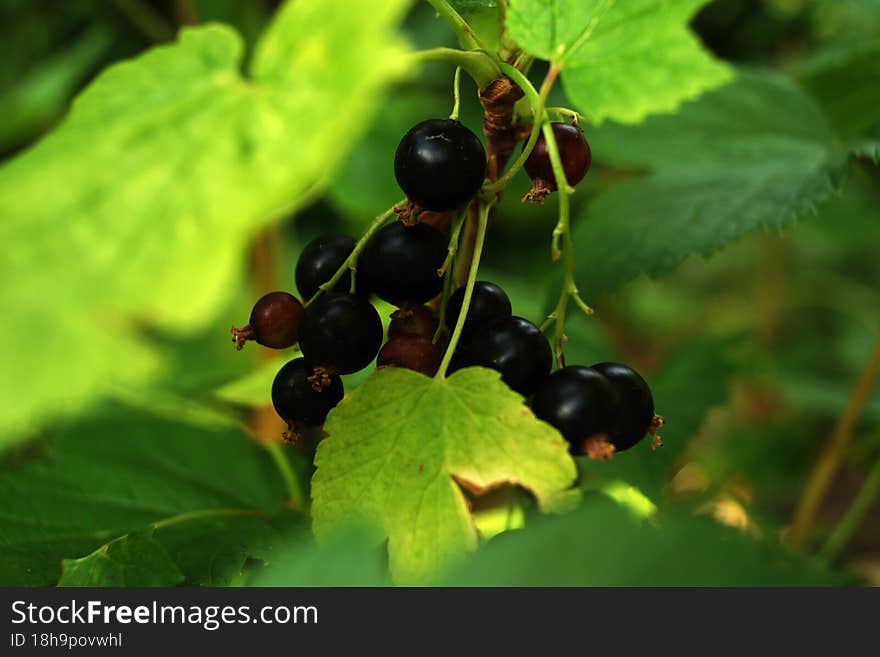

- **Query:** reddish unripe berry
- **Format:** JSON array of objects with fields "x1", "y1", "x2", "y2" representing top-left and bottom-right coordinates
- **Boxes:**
[
  {"x1": 388, "y1": 305, "x2": 439, "y2": 340},
  {"x1": 377, "y1": 335, "x2": 441, "y2": 376},
  {"x1": 231, "y1": 291, "x2": 303, "y2": 351},
  {"x1": 523, "y1": 123, "x2": 591, "y2": 193}
]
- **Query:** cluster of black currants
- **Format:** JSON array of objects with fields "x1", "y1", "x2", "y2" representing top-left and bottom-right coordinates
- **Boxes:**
[
  {"x1": 229, "y1": 113, "x2": 657, "y2": 453},
  {"x1": 230, "y1": 117, "x2": 488, "y2": 439},
  {"x1": 442, "y1": 281, "x2": 660, "y2": 458}
]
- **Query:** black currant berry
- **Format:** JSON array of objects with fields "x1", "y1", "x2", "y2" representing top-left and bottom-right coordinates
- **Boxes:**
[
  {"x1": 532, "y1": 366, "x2": 619, "y2": 454},
  {"x1": 394, "y1": 118, "x2": 486, "y2": 211},
  {"x1": 524, "y1": 123, "x2": 591, "y2": 199},
  {"x1": 445, "y1": 281, "x2": 512, "y2": 337},
  {"x1": 358, "y1": 222, "x2": 447, "y2": 306},
  {"x1": 298, "y1": 293, "x2": 383, "y2": 375},
  {"x1": 388, "y1": 305, "x2": 439, "y2": 340},
  {"x1": 271, "y1": 358, "x2": 344, "y2": 431},
  {"x1": 452, "y1": 316, "x2": 551, "y2": 396},
  {"x1": 295, "y1": 235, "x2": 357, "y2": 300},
  {"x1": 377, "y1": 334, "x2": 441, "y2": 376},
  {"x1": 591, "y1": 362, "x2": 654, "y2": 451},
  {"x1": 231, "y1": 291, "x2": 303, "y2": 351}
]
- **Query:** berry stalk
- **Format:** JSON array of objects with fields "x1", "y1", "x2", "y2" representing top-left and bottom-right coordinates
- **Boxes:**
[
  {"x1": 304, "y1": 203, "x2": 399, "y2": 307},
  {"x1": 437, "y1": 199, "x2": 494, "y2": 378},
  {"x1": 538, "y1": 116, "x2": 593, "y2": 368}
]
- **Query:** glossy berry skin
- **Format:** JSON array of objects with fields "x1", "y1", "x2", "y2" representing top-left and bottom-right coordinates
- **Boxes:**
[
  {"x1": 232, "y1": 291, "x2": 303, "y2": 350},
  {"x1": 298, "y1": 293, "x2": 383, "y2": 374},
  {"x1": 524, "y1": 123, "x2": 591, "y2": 190},
  {"x1": 271, "y1": 358, "x2": 344, "y2": 427},
  {"x1": 394, "y1": 119, "x2": 486, "y2": 211},
  {"x1": 295, "y1": 235, "x2": 357, "y2": 300},
  {"x1": 377, "y1": 334, "x2": 441, "y2": 376},
  {"x1": 591, "y1": 362, "x2": 654, "y2": 451},
  {"x1": 532, "y1": 366, "x2": 619, "y2": 453},
  {"x1": 358, "y1": 222, "x2": 447, "y2": 306},
  {"x1": 388, "y1": 305, "x2": 439, "y2": 340},
  {"x1": 445, "y1": 281, "x2": 512, "y2": 337},
  {"x1": 453, "y1": 316, "x2": 551, "y2": 397}
]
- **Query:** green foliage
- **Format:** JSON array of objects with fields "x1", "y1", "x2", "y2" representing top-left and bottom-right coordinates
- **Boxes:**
[
  {"x1": 312, "y1": 367, "x2": 578, "y2": 584},
  {"x1": 0, "y1": 0, "x2": 412, "y2": 448},
  {"x1": 446, "y1": 495, "x2": 838, "y2": 585},
  {"x1": 506, "y1": 0, "x2": 732, "y2": 123},
  {"x1": 0, "y1": 408, "x2": 302, "y2": 586},
  {"x1": 796, "y1": 39, "x2": 880, "y2": 140},
  {"x1": 574, "y1": 70, "x2": 844, "y2": 297},
  {"x1": 59, "y1": 530, "x2": 183, "y2": 587}
]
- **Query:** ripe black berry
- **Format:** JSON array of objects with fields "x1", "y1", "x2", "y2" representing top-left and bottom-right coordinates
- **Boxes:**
[
  {"x1": 524, "y1": 123, "x2": 591, "y2": 195},
  {"x1": 452, "y1": 316, "x2": 551, "y2": 396},
  {"x1": 388, "y1": 305, "x2": 439, "y2": 340},
  {"x1": 532, "y1": 366, "x2": 619, "y2": 454},
  {"x1": 394, "y1": 118, "x2": 486, "y2": 211},
  {"x1": 377, "y1": 334, "x2": 441, "y2": 376},
  {"x1": 591, "y1": 362, "x2": 654, "y2": 451},
  {"x1": 445, "y1": 281, "x2": 512, "y2": 337},
  {"x1": 295, "y1": 235, "x2": 356, "y2": 300},
  {"x1": 271, "y1": 358, "x2": 344, "y2": 430},
  {"x1": 358, "y1": 222, "x2": 447, "y2": 306},
  {"x1": 298, "y1": 293, "x2": 383, "y2": 374},
  {"x1": 231, "y1": 291, "x2": 303, "y2": 351}
]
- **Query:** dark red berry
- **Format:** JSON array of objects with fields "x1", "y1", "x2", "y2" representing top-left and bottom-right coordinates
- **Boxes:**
[
  {"x1": 295, "y1": 235, "x2": 357, "y2": 300},
  {"x1": 394, "y1": 118, "x2": 486, "y2": 211},
  {"x1": 298, "y1": 293, "x2": 383, "y2": 375},
  {"x1": 523, "y1": 123, "x2": 591, "y2": 195},
  {"x1": 377, "y1": 334, "x2": 441, "y2": 376},
  {"x1": 388, "y1": 305, "x2": 439, "y2": 340},
  {"x1": 358, "y1": 222, "x2": 447, "y2": 306},
  {"x1": 231, "y1": 291, "x2": 303, "y2": 351},
  {"x1": 591, "y1": 362, "x2": 654, "y2": 451},
  {"x1": 445, "y1": 281, "x2": 512, "y2": 338},
  {"x1": 531, "y1": 366, "x2": 619, "y2": 455},
  {"x1": 271, "y1": 358, "x2": 344, "y2": 431},
  {"x1": 451, "y1": 316, "x2": 551, "y2": 397}
]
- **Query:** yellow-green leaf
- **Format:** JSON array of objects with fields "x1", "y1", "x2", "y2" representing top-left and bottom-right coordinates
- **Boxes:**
[{"x1": 311, "y1": 367, "x2": 579, "y2": 584}]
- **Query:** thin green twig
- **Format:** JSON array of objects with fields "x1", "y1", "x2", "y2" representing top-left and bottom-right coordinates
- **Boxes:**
[
  {"x1": 264, "y1": 441, "x2": 306, "y2": 512},
  {"x1": 819, "y1": 452, "x2": 880, "y2": 563},
  {"x1": 305, "y1": 203, "x2": 398, "y2": 307},
  {"x1": 436, "y1": 200, "x2": 494, "y2": 378}
]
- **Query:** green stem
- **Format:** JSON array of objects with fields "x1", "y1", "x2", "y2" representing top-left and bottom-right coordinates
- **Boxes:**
[
  {"x1": 151, "y1": 508, "x2": 262, "y2": 531},
  {"x1": 450, "y1": 67, "x2": 462, "y2": 120},
  {"x1": 436, "y1": 200, "x2": 494, "y2": 378},
  {"x1": 790, "y1": 327, "x2": 880, "y2": 547},
  {"x1": 426, "y1": 0, "x2": 486, "y2": 51},
  {"x1": 408, "y1": 48, "x2": 500, "y2": 90},
  {"x1": 485, "y1": 63, "x2": 558, "y2": 194},
  {"x1": 819, "y1": 453, "x2": 880, "y2": 563},
  {"x1": 434, "y1": 207, "x2": 469, "y2": 343},
  {"x1": 265, "y1": 441, "x2": 306, "y2": 512},
  {"x1": 540, "y1": 114, "x2": 592, "y2": 368},
  {"x1": 305, "y1": 204, "x2": 398, "y2": 306}
]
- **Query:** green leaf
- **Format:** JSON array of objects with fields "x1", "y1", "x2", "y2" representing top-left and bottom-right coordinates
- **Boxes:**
[
  {"x1": 796, "y1": 39, "x2": 880, "y2": 139},
  {"x1": 446, "y1": 495, "x2": 839, "y2": 585},
  {"x1": 574, "y1": 70, "x2": 843, "y2": 297},
  {"x1": 311, "y1": 367, "x2": 579, "y2": 584},
  {"x1": 59, "y1": 529, "x2": 184, "y2": 587},
  {"x1": 505, "y1": 0, "x2": 732, "y2": 123},
  {"x1": 0, "y1": 407, "x2": 295, "y2": 586},
  {"x1": 0, "y1": 0, "x2": 411, "y2": 448},
  {"x1": 251, "y1": 527, "x2": 390, "y2": 587}
]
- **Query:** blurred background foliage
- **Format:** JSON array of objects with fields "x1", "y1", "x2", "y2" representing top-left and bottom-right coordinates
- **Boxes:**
[{"x1": 0, "y1": 0, "x2": 878, "y2": 585}]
